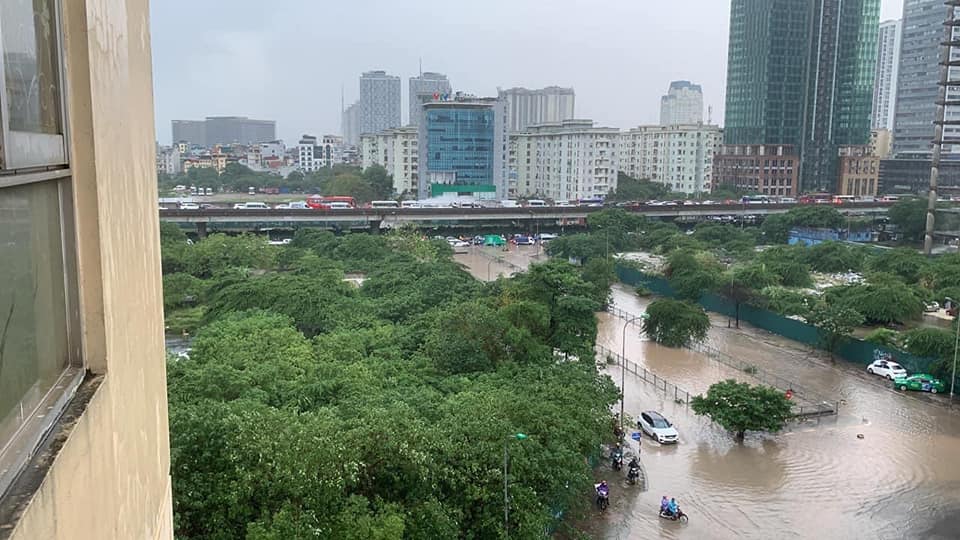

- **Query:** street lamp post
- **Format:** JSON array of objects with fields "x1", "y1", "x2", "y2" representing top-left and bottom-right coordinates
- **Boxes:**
[
  {"x1": 503, "y1": 432, "x2": 529, "y2": 537},
  {"x1": 620, "y1": 313, "x2": 647, "y2": 435},
  {"x1": 946, "y1": 298, "x2": 959, "y2": 399}
]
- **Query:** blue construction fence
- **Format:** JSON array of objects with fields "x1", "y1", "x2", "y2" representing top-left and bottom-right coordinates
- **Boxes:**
[{"x1": 617, "y1": 264, "x2": 943, "y2": 376}]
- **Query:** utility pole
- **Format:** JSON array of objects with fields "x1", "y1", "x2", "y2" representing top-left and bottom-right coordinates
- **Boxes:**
[{"x1": 926, "y1": 2, "x2": 960, "y2": 255}]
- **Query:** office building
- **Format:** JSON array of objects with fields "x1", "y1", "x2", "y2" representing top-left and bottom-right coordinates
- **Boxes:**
[
  {"x1": 894, "y1": 0, "x2": 960, "y2": 157},
  {"x1": 510, "y1": 120, "x2": 619, "y2": 201},
  {"x1": 359, "y1": 70, "x2": 401, "y2": 135},
  {"x1": 342, "y1": 101, "x2": 360, "y2": 147},
  {"x1": 297, "y1": 134, "x2": 342, "y2": 172},
  {"x1": 361, "y1": 126, "x2": 419, "y2": 196},
  {"x1": 171, "y1": 119, "x2": 205, "y2": 147},
  {"x1": 714, "y1": 144, "x2": 800, "y2": 196},
  {"x1": 0, "y1": 0, "x2": 173, "y2": 538},
  {"x1": 497, "y1": 86, "x2": 575, "y2": 132},
  {"x1": 837, "y1": 145, "x2": 880, "y2": 196},
  {"x1": 873, "y1": 20, "x2": 901, "y2": 130},
  {"x1": 723, "y1": 0, "x2": 879, "y2": 192},
  {"x1": 660, "y1": 81, "x2": 704, "y2": 125},
  {"x1": 871, "y1": 129, "x2": 893, "y2": 158},
  {"x1": 170, "y1": 116, "x2": 275, "y2": 147},
  {"x1": 620, "y1": 124, "x2": 722, "y2": 194},
  {"x1": 409, "y1": 72, "x2": 452, "y2": 127},
  {"x1": 879, "y1": 157, "x2": 960, "y2": 194},
  {"x1": 418, "y1": 96, "x2": 508, "y2": 199}
]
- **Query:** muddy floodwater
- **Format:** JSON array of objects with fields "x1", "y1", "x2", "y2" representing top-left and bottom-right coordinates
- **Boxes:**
[{"x1": 453, "y1": 253, "x2": 960, "y2": 539}]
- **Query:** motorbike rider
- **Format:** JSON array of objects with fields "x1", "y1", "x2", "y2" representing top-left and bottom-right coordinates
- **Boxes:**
[
  {"x1": 667, "y1": 497, "x2": 679, "y2": 517},
  {"x1": 596, "y1": 480, "x2": 609, "y2": 502},
  {"x1": 628, "y1": 457, "x2": 639, "y2": 470},
  {"x1": 660, "y1": 495, "x2": 670, "y2": 515},
  {"x1": 611, "y1": 443, "x2": 623, "y2": 469}
]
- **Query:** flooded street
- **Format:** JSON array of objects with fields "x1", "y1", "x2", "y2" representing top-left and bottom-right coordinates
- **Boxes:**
[
  {"x1": 585, "y1": 285, "x2": 960, "y2": 540},
  {"x1": 453, "y1": 251, "x2": 960, "y2": 539}
]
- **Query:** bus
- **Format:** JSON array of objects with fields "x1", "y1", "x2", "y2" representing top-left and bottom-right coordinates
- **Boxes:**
[
  {"x1": 306, "y1": 195, "x2": 357, "y2": 209},
  {"x1": 400, "y1": 200, "x2": 420, "y2": 208},
  {"x1": 370, "y1": 200, "x2": 400, "y2": 209},
  {"x1": 799, "y1": 193, "x2": 833, "y2": 205},
  {"x1": 578, "y1": 197, "x2": 605, "y2": 207},
  {"x1": 741, "y1": 195, "x2": 770, "y2": 205},
  {"x1": 832, "y1": 195, "x2": 856, "y2": 205}
]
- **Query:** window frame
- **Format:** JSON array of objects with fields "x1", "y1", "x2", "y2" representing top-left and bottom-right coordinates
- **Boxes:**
[
  {"x1": 0, "y1": 0, "x2": 70, "y2": 170},
  {"x1": 0, "y1": 0, "x2": 81, "y2": 499}
]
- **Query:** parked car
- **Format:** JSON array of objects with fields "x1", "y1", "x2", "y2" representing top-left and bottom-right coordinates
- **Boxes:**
[
  {"x1": 179, "y1": 202, "x2": 199, "y2": 210},
  {"x1": 867, "y1": 359, "x2": 907, "y2": 380},
  {"x1": 448, "y1": 239, "x2": 470, "y2": 248},
  {"x1": 893, "y1": 374, "x2": 946, "y2": 394},
  {"x1": 538, "y1": 233, "x2": 558, "y2": 242},
  {"x1": 233, "y1": 203, "x2": 246, "y2": 209},
  {"x1": 924, "y1": 301, "x2": 940, "y2": 313},
  {"x1": 484, "y1": 235, "x2": 506, "y2": 247},
  {"x1": 637, "y1": 411, "x2": 679, "y2": 444},
  {"x1": 240, "y1": 202, "x2": 269, "y2": 210}
]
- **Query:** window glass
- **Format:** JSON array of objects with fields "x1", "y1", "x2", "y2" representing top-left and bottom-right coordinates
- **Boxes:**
[
  {"x1": 1, "y1": 0, "x2": 62, "y2": 134},
  {"x1": 0, "y1": 180, "x2": 70, "y2": 447}
]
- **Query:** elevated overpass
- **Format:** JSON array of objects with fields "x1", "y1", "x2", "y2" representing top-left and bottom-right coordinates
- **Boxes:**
[{"x1": 158, "y1": 201, "x2": 899, "y2": 235}]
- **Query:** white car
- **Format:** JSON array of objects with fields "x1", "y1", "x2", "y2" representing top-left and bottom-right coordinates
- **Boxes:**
[
  {"x1": 638, "y1": 411, "x2": 679, "y2": 444},
  {"x1": 179, "y1": 202, "x2": 199, "y2": 210},
  {"x1": 448, "y1": 239, "x2": 470, "y2": 248},
  {"x1": 866, "y1": 359, "x2": 907, "y2": 380}
]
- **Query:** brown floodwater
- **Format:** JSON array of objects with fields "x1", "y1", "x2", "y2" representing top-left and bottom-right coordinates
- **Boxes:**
[{"x1": 453, "y1": 253, "x2": 960, "y2": 539}]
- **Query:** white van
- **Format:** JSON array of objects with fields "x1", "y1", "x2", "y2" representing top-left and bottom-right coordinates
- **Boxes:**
[
  {"x1": 326, "y1": 202, "x2": 352, "y2": 210},
  {"x1": 401, "y1": 200, "x2": 420, "y2": 208},
  {"x1": 526, "y1": 199, "x2": 547, "y2": 208},
  {"x1": 242, "y1": 202, "x2": 269, "y2": 209}
]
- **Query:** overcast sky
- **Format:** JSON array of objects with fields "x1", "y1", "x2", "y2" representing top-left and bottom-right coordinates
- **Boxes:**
[{"x1": 150, "y1": 0, "x2": 905, "y2": 145}]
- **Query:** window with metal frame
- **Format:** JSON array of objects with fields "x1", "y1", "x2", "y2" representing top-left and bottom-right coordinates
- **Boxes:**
[{"x1": 0, "y1": 0, "x2": 82, "y2": 499}]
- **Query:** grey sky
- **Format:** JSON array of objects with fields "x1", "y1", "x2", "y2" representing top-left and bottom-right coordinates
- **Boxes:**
[{"x1": 151, "y1": 0, "x2": 905, "y2": 145}]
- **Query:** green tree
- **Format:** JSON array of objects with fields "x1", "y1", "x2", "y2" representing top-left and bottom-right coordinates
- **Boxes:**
[
  {"x1": 691, "y1": 380, "x2": 793, "y2": 440},
  {"x1": 825, "y1": 281, "x2": 924, "y2": 324},
  {"x1": 162, "y1": 272, "x2": 207, "y2": 311},
  {"x1": 363, "y1": 164, "x2": 393, "y2": 199},
  {"x1": 864, "y1": 328, "x2": 901, "y2": 348},
  {"x1": 665, "y1": 250, "x2": 721, "y2": 301},
  {"x1": 865, "y1": 248, "x2": 928, "y2": 283},
  {"x1": 323, "y1": 174, "x2": 377, "y2": 203},
  {"x1": 887, "y1": 197, "x2": 927, "y2": 242},
  {"x1": 901, "y1": 327, "x2": 955, "y2": 359},
  {"x1": 642, "y1": 299, "x2": 711, "y2": 348},
  {"x1": 806, "y1": 302, "x2": 864, "y2": 359},
  {"x1": 805, "y1": 241, "x2": 865, "y2": 273},
  {"x1": 606, "y1": 172, "x2": 670, "y2": 202},
  {"x1": 760, "y1": 213, "x2": 792, "y2": 244},
  {"x1": 183, "y1": 233, "x2": 277, "y2": 278}
]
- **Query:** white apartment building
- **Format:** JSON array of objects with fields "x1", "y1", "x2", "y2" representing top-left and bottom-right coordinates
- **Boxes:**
[
  {"x1": 511, "y1": 119, "x2": 619, "y2": 201},
  {"x1": 298, "y1": 135, "x2": 343, "y2": 172},
  {"x1": 360, "y1": 126, "x2": 419, "y2": 196},
  {"x1": 359, "y1": 70, "x2": 401, "y2": 135},
  {"x1": 497, "y1": 86, "x2": 575, "y2": 132},
  {"x1": 659, "y1": 81, "x2": 704, "y2": 125},
  {"x1": 156, "y1": 145, "x2": 181, "y2": 175},
  {"x1": 619, "y1": 124, "x2": 722, "y2": 194},
  {"x1": 873, "y1": 20, "x2": 901, "y2": 131}
]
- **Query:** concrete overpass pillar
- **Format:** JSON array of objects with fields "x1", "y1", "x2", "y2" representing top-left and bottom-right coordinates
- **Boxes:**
[{"x1": 196, "y1": 222, "x2": 207, "y2": 238}]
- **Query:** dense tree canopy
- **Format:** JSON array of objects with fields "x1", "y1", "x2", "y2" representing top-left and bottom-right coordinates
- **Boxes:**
[
  {"x1": 642, "y1": 298, "x2": 711, "y2": 348},
  {"x1": 163, "y1": 231, "x2": 619, "y2": 538},
  {"x1": 887, "y1": 198, "x2": 928, "y2": 242}
]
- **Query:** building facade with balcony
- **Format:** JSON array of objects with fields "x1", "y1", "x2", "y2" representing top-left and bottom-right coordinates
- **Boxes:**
[
  {"x1": 713, "y1": 144, "x2": 800, "y2": 196},
  {"x1": 659, "y1": 81, "x2": 704, "y2": 125},
  {"x1": 620, "y1": 124, "x2": 722, "y2": 194},
  {"x1": 360, "y1": 126, "x2": 419, "y2": 196},
  {"x1": 510, "y1": 120, "x2": 619, "y2": 201},
  {"x1": 497, "y1": 86, "x2": 576, "y2": 132}
]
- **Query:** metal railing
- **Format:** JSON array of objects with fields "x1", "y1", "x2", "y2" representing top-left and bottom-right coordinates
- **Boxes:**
[
  {"x1": 605, "y1": 306, "x2": 839, "y2": 418},
  {"x1": 595, "y1": 344, "x2": 694, "y2": 405}
]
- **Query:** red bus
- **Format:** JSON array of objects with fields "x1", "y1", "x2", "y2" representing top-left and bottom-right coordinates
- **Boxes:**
[
  {"x1": 306, "y1": 195, "x2": 357, "y2": 209},
  {"x1": 798, "y1": 193, "x2": 832, "y2": 205}
]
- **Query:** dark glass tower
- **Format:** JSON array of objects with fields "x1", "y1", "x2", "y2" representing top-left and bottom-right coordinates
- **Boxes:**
[{"x1": 723, "y1": 0, "x2": 880, "y2": 192}]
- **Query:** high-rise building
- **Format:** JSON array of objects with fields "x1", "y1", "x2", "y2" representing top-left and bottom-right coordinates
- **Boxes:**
[
  {"x1": 418, "y1": 96, "x2": 508, "y2": 199},
  {"x1": 359, "y1": 70, "x2": 401, "y2": 135},
  {"x1": 497, "y1": 86, "x2": 575, "y2": 132},
  {"x1": 409, "y1": 72, "x2": 452, "y2": 127},
  {"x1": 342, "y1": 101, "x2": 360, "y2": 147},
  {"x1": 659, "y1": 81, "x2": 704, "y2": 125},
  {"x1": 872, "y1": 20, "x2": 901, "y2": 130},
  {"x1": 511, "y1": 120, "x2": 620, "y2": 201},
  {"x1": 893, "y1": 0, "x2": 960, "y2": 158},
  {"x1": 620, "y1": 124, "x2": 722, "y2": 194},
  {"x1": 171, "y1": 116, "x2": 275, "y2": 147},
  {"x1": 361, "y1": 126, "x2": 419, "y2": 196},
  {"x1": 171, "y1": 119, "x2": 205, "y2": 147},
  {"x1": 723, "y1": 0, "x2": 880, "y2": 192}
]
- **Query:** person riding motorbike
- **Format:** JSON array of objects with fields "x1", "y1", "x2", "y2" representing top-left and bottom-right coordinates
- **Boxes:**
[
  {"x1": 628, "y1": 457, "x2": 639, "y2": 470},
  {"x1": 660, "y1": 496, "x2": 670, "y2": 515},
  {"x1": 667, "y1": 497, "x2": 679, "y2": 517},
  {"x1": 611, "y1": 444, "x2": 623, "y2": 470}
]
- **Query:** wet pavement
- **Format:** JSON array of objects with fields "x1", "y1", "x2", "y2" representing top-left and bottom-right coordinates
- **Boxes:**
[{"x1": 452, "y1": 252, "x2": 960, "y2": 539}]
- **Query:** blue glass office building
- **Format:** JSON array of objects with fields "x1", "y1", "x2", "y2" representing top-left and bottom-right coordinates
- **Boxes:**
[{"x1": 422, "y1": 102, "x2": 498, "y2": 197}]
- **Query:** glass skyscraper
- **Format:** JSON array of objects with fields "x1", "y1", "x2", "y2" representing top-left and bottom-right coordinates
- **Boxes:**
[
  {"x1": 723, "y1": 0, "x2": 880, "y2": 192},
  {"x1": 423, "y1": 102, "x2": 497, "y2": 197}
]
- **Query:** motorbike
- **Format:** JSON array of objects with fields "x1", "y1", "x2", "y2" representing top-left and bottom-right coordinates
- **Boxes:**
[
  {"x1": 596, "y1": 491, "x2": 609, "y2": 511},
  {"x1": 658, "y1": 507, "x2": 689, "y2": 523},
  {"x1": 627, "y1": 465, "x2": 640, "y2": 485},
  {"x1": 611, "y1": 451, "x2": 623, "y2": 471}
]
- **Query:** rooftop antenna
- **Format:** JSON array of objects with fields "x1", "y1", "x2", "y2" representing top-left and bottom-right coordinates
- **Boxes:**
[
  {"x1": 707, "y1": 105, "x2": 713, "y2": 125},
  {"x1": 419, "y1": 57, "x2": 422, "y2": 78}
]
